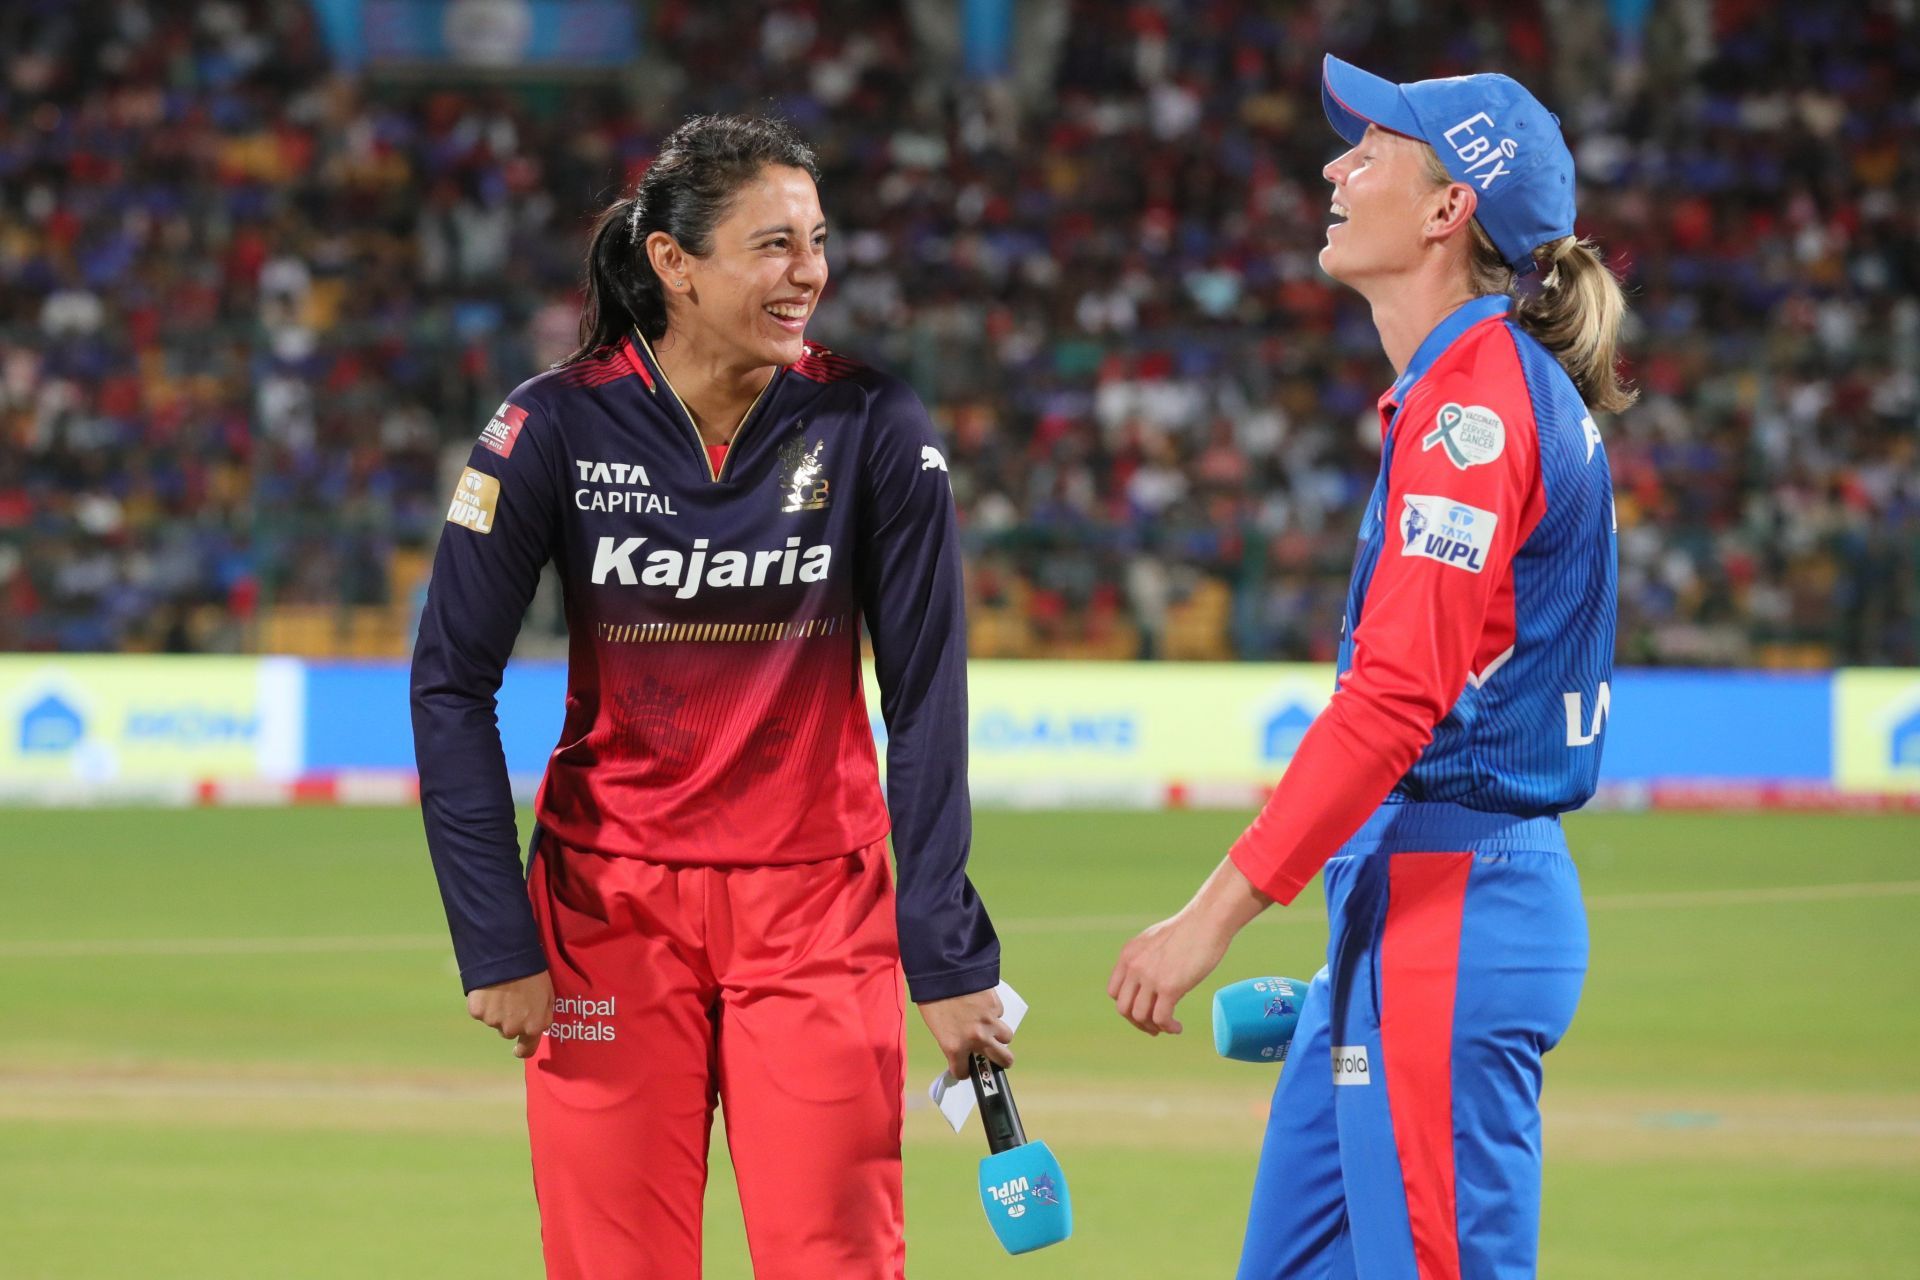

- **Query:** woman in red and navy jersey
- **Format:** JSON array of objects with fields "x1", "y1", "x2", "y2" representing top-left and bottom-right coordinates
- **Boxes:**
[
  {"x1": 1109, "y1": 59, "x2": 1635, "y2": 1278},
  {"x1": 411, "y1": 115, "x2": 1010, "y2": 1279}
]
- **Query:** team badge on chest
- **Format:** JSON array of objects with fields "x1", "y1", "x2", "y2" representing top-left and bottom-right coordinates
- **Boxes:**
[
  {"x1": 778, "y1": 430, "x2": 830, "y2": 512},
  {"x1": 1424, "y1": 402, "x2": 1505, "y2": 469}
]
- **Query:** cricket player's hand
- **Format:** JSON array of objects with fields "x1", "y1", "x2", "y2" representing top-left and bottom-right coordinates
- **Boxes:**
[
  {"x1": 919, "y1": 987, "x2": 1015, "y2": 1079},
  {"x1": 1110, "y1": 855, "x2": 1273, "y2": 1036},
  {"x1": 468, "y1": 970, "x2": 554, "y2": 1059},
  {"x1": 1108, "y1": 912, "x2": 1231, "y2": 1037}
]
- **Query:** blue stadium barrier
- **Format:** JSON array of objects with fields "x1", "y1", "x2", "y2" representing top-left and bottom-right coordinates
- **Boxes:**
[
  {"x1": 306, "y1": 661, "x2": 566, "y2": 774},
  {"x1": 306, "y1": 662, "x2": 1836, "y2": 785},
  {"x1": 1600, "y1": 670, "x2": 1831, "y2": 782}
]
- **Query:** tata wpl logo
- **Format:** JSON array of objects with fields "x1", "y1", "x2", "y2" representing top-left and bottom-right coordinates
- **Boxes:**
[
  {"x1": 1400, "y1": 495, "x2": 1497, "y2": 574},
  {"x1": 987, "y1": 1175, "x2": 1032, "y2": 1218}
]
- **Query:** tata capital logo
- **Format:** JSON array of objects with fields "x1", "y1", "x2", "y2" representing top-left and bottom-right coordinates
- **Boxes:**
[{"x1": 574, "y1": 458, "x2": 677, "y2": 516}]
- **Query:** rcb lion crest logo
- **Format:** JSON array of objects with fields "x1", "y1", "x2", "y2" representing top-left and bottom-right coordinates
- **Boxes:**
[{"x1": 778, "y1": 431, "x2": 830, "y2": 512}]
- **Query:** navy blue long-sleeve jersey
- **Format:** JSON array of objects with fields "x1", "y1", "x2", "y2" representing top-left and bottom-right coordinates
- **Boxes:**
[{"x1": 410, "y1": 333, "x2": 998, "y2": 1003}]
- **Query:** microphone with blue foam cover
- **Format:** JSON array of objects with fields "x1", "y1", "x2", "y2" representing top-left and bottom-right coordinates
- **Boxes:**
[
  {"x1": 970, "y1": 1054, "x2": 1072, "y2": 1254},
  {"x1": 1211, "y1": 976, "x2": 1308, "y2": 1063}
]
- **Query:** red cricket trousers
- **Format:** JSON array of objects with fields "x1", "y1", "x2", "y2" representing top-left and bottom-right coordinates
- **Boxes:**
[{"x1": 524, "y1": 833, "x2": 907, "y2": 1279}]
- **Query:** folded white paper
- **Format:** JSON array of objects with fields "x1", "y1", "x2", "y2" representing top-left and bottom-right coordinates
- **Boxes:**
[{"x1": 927, "y1": 980, "x2": 1028, "y2": 1133}]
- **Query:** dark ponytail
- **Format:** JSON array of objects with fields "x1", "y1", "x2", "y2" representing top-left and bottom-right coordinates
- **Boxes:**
[{"x1": 564, "y1": 114, "x2": 821, "y2": 364}]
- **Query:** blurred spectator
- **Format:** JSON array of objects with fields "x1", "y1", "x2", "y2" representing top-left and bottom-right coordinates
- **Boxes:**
[{"x1": 1, "y1": 0, "x2": 1915, "y2": 665}]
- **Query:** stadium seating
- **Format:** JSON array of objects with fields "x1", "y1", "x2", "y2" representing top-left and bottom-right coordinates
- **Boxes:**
[{"x1": 4, "y1": 0, "x2": 1914, "y2": 665}]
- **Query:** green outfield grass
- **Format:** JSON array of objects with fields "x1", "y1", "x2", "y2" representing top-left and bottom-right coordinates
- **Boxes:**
[{"x1": 2, "y1": 808, "x2": 1916, "y2": 1277}]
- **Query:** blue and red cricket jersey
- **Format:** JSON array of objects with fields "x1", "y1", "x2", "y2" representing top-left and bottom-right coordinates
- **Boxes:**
[
  {"x1": 1230, "y1": 293, "x2": 1616, "y2": 901},
  {"x1": 410, "y1": 333, "x2": 998, "y2": 1004},
  {"x1": 1234, "y1": 294, "x2": 1615, "y2": 1279}
]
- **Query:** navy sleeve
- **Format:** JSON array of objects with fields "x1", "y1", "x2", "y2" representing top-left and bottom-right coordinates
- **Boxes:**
[
  {"x1": 409, "y1": 392, "x2": 559, "y2": 993},
  {"x1": 856, "y1": 378, "x2": 1000, "y2": 1004}
]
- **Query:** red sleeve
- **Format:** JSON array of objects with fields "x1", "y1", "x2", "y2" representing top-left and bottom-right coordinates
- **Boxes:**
[{"x1": 1229, "y1": 358, "x2": 1546, "y2": 903}]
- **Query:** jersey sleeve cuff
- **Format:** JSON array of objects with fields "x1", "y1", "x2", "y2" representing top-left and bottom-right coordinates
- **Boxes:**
[
  {"x1": 458, "y1": 947, "x2": 550, "y2": 995},
  {"x1": 905, "y1": 959, "x2": 1001, "y2": 1004},
  {"x1": 1228, "y1": 837, "x2": 1312, "y2": 907}
]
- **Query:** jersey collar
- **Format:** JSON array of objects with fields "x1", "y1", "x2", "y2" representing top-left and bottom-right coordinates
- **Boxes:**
[
  {"x1": 624, "y1": 327, "x2": 783, "y2": 483},
  {"x1": 1381, "y1": 293, "x2": 1511, "y2": 408},
  {"x1": 617, "y1": 333, "x2": 658, "y2": 392}
]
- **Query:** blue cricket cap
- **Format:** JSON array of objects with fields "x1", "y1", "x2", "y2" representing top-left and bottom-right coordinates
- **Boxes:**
[{"x1": 1321, "y1": 54, "x2": 1575, "y2": 275}]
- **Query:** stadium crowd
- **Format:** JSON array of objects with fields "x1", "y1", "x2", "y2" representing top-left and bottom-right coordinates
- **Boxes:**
[{"x1": 2, "y1": 0, "x2": 1916, "y2": 665}]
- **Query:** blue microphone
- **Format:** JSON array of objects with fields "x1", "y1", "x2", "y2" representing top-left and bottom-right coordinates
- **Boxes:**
[
  {"x1": 970, "y1": 1055, "x2": 1072, "y2": 1254},
  {"x1": 1211, "y1": 976, "x2": 1308, "y2": 1063}
]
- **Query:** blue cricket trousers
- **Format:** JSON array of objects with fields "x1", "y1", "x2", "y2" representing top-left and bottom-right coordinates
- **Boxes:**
[{"x1": 1237, "y1": 802, "x2": 1588, "y2": 1279}]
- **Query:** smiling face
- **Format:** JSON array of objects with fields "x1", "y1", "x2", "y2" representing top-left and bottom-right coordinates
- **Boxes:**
[
  {"x1": 657, "y1": 163, "x2": 828, "y2": 372},
  {"x1": 1319, "y1": 125, "x2": 1470, "y2": 288}
]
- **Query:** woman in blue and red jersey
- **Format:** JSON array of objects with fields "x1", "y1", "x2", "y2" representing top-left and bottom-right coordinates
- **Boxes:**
[
  {"x1": 1108, "y1": 58, "x2": 1634, "y2": 1278},
  {"x1": 411, "y1": 115, "x2": 1011, "y2": 1279}
]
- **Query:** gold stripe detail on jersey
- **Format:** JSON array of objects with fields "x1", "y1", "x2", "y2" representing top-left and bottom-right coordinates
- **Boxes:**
[{"x1": 596, "y1": 614, "x2": 849, "y2": 645}]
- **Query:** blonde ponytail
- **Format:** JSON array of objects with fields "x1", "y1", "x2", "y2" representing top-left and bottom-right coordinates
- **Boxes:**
[
  {"x1": 1421, "y1": 148, "x2": 1636, "y2": 413},
  {"x1": 1513, "y1": 236, "x2": 1637, "y2": 413}
]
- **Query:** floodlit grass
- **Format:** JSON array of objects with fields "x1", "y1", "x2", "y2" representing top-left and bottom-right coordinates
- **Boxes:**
[{"x1": 2, "y1": 809, "x2": 1915, "y2": 1276}]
